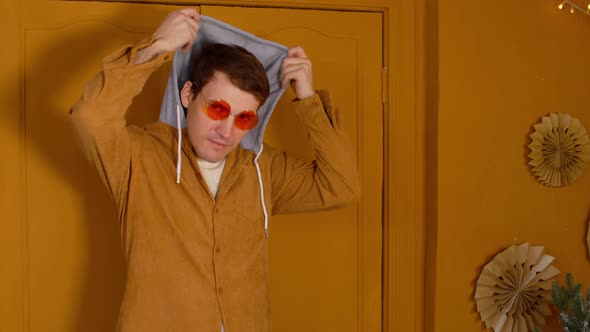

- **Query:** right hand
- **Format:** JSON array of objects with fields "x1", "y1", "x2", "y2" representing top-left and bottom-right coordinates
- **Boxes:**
[{"x1": 152, "y1": 8, "x2": 200, "y2": 53}]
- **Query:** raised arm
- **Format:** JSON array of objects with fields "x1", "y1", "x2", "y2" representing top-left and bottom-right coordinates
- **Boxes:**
[
  {"x1": 136, "y1": 8, "x2": 200, "y2": 64},
  {"x1": 270, "y1": 47, "x2": 360, "y2": 214},
  {"x1": 69, "y1": 8, "x2": 199, "y2": 202}
]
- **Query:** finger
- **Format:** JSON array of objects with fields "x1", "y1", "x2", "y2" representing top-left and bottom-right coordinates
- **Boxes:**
[
  {"x1": 281, "y1": 57, "x2": 311, "y2": 69},
  {"x1": 181, "y1": 18, "x2": 199, "y2": 40},
  {"x1": 280, "y1": 69, "x2": 306, "y2": 88},
  {"x1": 287, "y1": 46, "x2": 308, "y2": 58},
  {"x1": 182, "y1": 38, "x2": 194, "y2": 53},
  {"x1": 192, "y1": 25, "x2": 199, "y2": 41},
  {"x1": 280, "y1": 72, "x2": 293, "y2": 88},
  {"x1": 187, "y1": 31, "x2": 196, "y2": 47},
  {"x1": 179, "y1": 8, "x2": 199, "y2": 19},
  {"x1": 280, "y1": 68, "x2": 293, "y2": 87},
  {"x1": 184, "y1": 16, "x2": 199, "y2": 32},
  {"x1": 282, "y1": 62, "x2": 310, "y2": 73},
  {"x1": 281, "y1": 63, "x2": 311, "y2": 79},
  {"x1": 180, "y1": 18, "x2": 198, "y2": 44},
  {"x1": 282, "y1": 56, "x2": 311, "y2": 64}
]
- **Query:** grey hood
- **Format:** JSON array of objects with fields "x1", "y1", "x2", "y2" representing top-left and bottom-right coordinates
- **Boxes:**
[
  {"x1": 158, "y1": 15, "x2": 288, "y2": 153},
  {"x1": 158, "y1": 15, "x2": 288, "y2": 237}
]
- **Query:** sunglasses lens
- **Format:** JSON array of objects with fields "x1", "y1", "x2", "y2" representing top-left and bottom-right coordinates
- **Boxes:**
[
  {"x1": 206, "y1": 100, "x2": 231, "y2": 120},
  {"x1": 235, "y1": 111, "x2": 259, "y2": 130}
]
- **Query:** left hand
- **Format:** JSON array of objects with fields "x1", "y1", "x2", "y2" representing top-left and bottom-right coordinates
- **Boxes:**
[{"x1": 280, "y1": 46, "x2": 315, "y2": 100}]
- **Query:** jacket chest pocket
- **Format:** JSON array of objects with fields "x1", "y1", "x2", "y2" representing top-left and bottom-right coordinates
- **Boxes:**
[
  {"x1": 231, "y1": 165, "x2": 270, "y2": 237},
  {"x1": 231, "y1": 166, "x2": 264, "y2": 225}
]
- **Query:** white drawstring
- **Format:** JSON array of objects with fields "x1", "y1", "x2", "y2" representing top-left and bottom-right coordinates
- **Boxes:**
[
  {"x1": 176, "y1": 104, "x2": 182, "y2": 184},
  {"x1": 176, "y1": 99, "x2": 267, "y2": 235},
  {"x1": 254, "y1": 145, "x2": 269, "y2": 237}
]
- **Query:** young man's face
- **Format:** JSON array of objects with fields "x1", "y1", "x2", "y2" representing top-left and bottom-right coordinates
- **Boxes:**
[{"x1": 181, "y1": 71, "x2": 260, "y2": 163}]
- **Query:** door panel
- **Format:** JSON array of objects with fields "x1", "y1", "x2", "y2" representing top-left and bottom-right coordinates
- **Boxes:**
[
  {"x1": 201, "y1": 6, "x2": 383, "y2": 332},
  {"x1": 1, "y1": 1, "x2": 22, "y2": 331},
  {"x1": 12, "y1": 2, "x2": 190, "y2": 331}
]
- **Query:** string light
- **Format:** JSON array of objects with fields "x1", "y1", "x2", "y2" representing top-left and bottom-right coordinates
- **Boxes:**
[{"x1": 557, "y1": 0, "x2": 590, "y2": 16}]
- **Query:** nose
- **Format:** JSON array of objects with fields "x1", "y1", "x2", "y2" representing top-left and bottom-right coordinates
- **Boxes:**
[{"x1": 215, "y1": 117, "x2": 234, "y2": 138}]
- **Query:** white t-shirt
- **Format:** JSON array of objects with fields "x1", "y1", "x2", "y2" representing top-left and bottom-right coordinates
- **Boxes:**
[{"x1": 196, "y1": 158, "x2": 226, "y2": 198}]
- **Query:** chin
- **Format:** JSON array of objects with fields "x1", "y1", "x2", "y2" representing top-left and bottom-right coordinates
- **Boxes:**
[
  {"x1": 201, "y1": 151, "x2": 229, "y2": 163},
  {"x1": 192, "y1": 141, "x2": 229, "y2": 162},
  {"x1": 206, "y1": 156, "x2": 224, "y2": 163}
]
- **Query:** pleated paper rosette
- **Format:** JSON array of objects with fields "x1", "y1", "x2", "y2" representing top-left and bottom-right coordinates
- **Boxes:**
[
  {"x1": 528, "y1": 113, "x2": 590, "y2": 187},
  {"x1": 474, "y1": 243, "x2": 560, "y2": 332}
]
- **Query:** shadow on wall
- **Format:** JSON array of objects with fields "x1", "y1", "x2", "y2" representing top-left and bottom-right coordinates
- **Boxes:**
[{"x1": 0, "y1": 5, "x2": 172, "y2": 331}]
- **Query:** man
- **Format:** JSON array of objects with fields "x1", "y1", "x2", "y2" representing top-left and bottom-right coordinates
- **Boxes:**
[{"x1": 71, "y1": 8, "x2": 359, "y2": 332}]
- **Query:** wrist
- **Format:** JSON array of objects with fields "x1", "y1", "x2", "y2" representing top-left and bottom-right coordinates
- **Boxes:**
[
  {"x1": 135, "y1": 41, "x2": 163, "y2": 65},
  {"x1": 296, "y1": 90, "x2": 315, "y2": 100}
]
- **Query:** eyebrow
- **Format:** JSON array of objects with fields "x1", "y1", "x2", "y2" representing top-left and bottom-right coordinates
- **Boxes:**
[
  {"x1": 195, "y1": 83, "x2": 260, "y2": 113},
  {"x1": 203, "y1": 98, "x2": 259, "y2": 114}
]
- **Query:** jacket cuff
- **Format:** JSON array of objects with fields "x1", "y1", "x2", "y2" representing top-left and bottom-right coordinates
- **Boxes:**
[
  {"x1": 102, "y1": 37, "x2": 173, "y2": 71},
  {"x1": 292, "y1": 90, "x2": 338, "y2": 129}
]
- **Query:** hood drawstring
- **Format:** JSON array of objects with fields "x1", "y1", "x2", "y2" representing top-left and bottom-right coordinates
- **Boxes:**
[
  {"x1": 254, "y1": 145, "x2": 270, "y2": 237},
  {"x1": 176, "y1": 103, "x2": 182, "y2": 184},
  {"x1": 175, "y1": 99, "x2": 267, "y2": 236}
]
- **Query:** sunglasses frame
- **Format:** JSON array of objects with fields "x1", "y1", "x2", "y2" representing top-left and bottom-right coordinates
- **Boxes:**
[{"x1": 192, "y1": 81, "x2": 260, "y2": 131}]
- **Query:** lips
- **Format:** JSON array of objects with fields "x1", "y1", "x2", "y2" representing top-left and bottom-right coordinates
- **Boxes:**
[{"x1": 208, "y1": 139, "x2": 228, "y2": 149}]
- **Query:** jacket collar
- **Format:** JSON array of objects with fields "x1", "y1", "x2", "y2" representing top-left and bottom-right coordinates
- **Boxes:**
[{"x1": 179, "y1": 128, "x2": 256, "y2": 202}]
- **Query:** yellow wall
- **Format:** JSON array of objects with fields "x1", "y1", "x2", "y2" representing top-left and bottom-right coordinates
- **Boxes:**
[
  {"x1": 14, "y1": 0, "x2": 590, "y2": 331},
  {"x1": 434, "y1": 0, "x2": 590, "y2": 331}
]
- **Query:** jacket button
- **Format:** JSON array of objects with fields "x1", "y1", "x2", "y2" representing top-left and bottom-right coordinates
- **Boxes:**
[
  {"x1": 215, "y1": 247, "x2": 221, "y2": 253},
  {"x1": 218, "y1": 288, "x2": 223, "y2": 295}
]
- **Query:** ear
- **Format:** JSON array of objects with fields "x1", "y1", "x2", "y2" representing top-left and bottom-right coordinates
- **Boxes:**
[{"x1": 180, "y1": 81, "x2": 195, "y2": 108}]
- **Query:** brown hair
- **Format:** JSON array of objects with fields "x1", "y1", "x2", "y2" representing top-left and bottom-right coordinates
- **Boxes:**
[{"x1": 189, "y1": 43, "x2": 270, "y2": 104}]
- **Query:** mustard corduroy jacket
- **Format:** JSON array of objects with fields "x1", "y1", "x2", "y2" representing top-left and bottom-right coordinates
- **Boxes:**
[{"x1": 70, "y1": 41, "x2": 360, "y2": 332}]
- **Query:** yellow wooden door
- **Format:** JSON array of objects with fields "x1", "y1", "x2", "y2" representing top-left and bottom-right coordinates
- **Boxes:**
[
  {"x1": 1, "y1": 2, "x2": 382, "y2": 332},
  {"x1": 200, "y1": 6, "x2": 383, "y2": 332}
]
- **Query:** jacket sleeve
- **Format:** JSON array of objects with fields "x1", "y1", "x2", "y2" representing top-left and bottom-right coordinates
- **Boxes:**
[
  {"x1": 269, "y1": 90, "x2": 361, "y2": 215},
  {"x1": 69, "y1": 39, "x2": 171, "y2": 203}
]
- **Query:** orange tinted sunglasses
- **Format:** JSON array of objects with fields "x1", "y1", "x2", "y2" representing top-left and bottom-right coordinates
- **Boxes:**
[{"x1": 194, "y1": 82, "x2": 260, "y2": 131}]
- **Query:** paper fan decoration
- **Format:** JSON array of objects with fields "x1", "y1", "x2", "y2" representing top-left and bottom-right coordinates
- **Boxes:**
[
  {"x1": 528, "y1": 113, "x2": 590, "y2": 187},
  {"x1": 474, "y1": 243, "x2": 560, "y2": 332}
]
